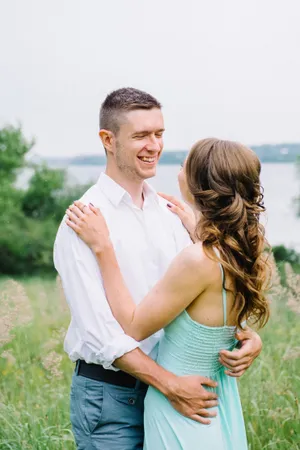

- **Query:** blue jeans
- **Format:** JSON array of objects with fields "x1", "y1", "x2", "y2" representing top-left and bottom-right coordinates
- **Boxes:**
[{"x1": 70, "y1": 372, "x2": 147, "y2": 449}]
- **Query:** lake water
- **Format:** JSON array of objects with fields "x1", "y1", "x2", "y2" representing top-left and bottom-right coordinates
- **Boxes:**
[{"x1": 64, "y1": 163, "x2": 300, "y2": 250}]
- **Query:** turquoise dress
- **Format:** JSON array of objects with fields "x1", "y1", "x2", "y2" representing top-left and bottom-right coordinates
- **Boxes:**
[{"x1": 143, "y1": 264, "x2": 248, "y2": 450}]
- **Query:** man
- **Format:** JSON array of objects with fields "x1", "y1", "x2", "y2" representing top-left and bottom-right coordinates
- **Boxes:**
[{"x1": 54, "y1": 87, "x2": 262, "y2": 449}]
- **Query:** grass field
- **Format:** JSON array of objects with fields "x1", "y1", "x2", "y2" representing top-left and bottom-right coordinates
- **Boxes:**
[{"x1": 0, "y1": 267, "x2": 299, "y2": 450}]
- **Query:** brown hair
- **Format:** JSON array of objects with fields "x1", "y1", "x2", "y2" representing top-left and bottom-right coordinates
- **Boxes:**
[
  {"x1": 186, "y1": 138, "x2": 271, "y2": 328},
  {"x1": 99, "y1": 87, "x2": 161, "y2": 135}
]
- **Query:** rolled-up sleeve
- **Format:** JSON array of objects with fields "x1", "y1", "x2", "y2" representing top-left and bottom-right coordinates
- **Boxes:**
[{"x1": 53, "y1": 221, "x2": 140, "y2": 369}]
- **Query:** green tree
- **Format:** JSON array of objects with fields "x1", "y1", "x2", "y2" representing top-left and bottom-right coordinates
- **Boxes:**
[
  {"x1": 22, "y1": 164, "x2": 90, "y2": 222},
  {"x1": 272, "y1": 245, "x2": 300, "y2": 265},
  {"x1": 0, "y1": 125, "x2": 88, "y2": 275},
  {"x1": 22, "y1": 165, "x2": 67, "y2": 220},
  {"x1": 0, "y1": 125, "x2": 34, "y2": 183}
]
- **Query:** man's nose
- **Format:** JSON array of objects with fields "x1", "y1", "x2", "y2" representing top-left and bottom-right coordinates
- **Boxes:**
[{"x1": 146, "y1": 135, "x2": 162, "y2": 152}]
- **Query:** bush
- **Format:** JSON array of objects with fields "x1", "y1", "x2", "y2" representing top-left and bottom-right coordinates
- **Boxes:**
[
  {"x1": 0, "y1": 125, "x2": 89, "y2": 275},
  {"x1": 272, "y1": 245, "x2": 300, "y2": 265}
]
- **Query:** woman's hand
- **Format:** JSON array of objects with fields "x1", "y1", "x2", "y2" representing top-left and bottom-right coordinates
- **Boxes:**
[
  {"x1": 66, "y1": 201, "x2": 111, "y2": 253},
  {"x1": 158, "y1": 192, "x2": 197, "y2": 240}
]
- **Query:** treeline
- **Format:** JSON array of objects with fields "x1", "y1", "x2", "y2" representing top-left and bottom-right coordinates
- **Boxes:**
[
  {"x1": 45, "y1": 144, "x2": 300, "y2": 166},
  {"x1": 0, "y1": 126, "x2": 88, "y2": 275},
  {"x1": 251, "y1": 143, "x2": 300, "y2": 162}
]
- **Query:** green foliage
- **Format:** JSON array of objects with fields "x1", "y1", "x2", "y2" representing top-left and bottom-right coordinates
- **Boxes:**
[
  {"x1": 22, "y1": 165, "x2": 67, "y2": 220},
  {"x1": 21, "y1": 165, "x2": 87, "y2": 223},
  {"x1": 0, "y1": 125, "x2": 88, "y2": 275},
  {"x1": 0, "y1": 217, "x2": 58, "y2": 274},
  {"x1": 0, "y1": 126, "x2": 34, "y2": 183},
  {"x1": 272, "y1": 246, "x2": 300, "y2": 284},
  {"x1": 273, "y1": 245, "x2": 300, "y2": 265}
]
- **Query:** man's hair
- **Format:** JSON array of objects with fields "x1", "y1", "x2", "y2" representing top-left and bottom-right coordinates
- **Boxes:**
[{"x1": 99, "y1": 87, "x2": 161, "y2": 134}]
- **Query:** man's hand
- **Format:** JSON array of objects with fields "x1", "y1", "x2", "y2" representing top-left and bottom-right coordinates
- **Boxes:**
[
  {"x1": 219, "y1": 328, "x2": 262, "y2": 377},
  {"x1": 165, "y1": 375, "x2": 218, "y2": 425}
]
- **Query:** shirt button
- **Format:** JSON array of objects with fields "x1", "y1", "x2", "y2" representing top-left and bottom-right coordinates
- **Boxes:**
[{"x1": 128, "y1": 397, "x2": 136, "y2": 405}]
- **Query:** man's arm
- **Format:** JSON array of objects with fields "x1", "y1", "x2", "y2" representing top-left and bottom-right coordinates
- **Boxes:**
[{"x1": 114, "y1": 348, "x2": 218, "y2": 425}]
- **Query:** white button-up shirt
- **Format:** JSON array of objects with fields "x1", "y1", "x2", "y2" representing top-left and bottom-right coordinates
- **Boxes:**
[{"x1": 54, "y1": 172, "x2": 191, "y2": 370}]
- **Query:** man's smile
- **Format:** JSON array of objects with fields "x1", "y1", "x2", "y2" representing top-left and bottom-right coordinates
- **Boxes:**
[{"x1": 137, "y1": 156, "x2": 157, "y2": 165}]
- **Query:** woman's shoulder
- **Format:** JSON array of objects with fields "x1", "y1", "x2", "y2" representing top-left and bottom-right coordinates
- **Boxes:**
[{"x1": 176, "y1": 243, "x2": 217, "y2": 279}]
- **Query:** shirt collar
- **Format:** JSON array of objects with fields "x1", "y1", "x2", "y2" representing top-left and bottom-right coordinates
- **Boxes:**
[
  {"x1": 96, "y1": 172, "x2": 159, "y2": 207},
  {"x1": 143, "y1": 180, "x2": 159, "y2": 205}
]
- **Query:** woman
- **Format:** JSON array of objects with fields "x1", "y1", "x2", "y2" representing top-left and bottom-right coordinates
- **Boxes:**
[{"x1": 66, "y1": 138, "x2": 270, "y2": 449}]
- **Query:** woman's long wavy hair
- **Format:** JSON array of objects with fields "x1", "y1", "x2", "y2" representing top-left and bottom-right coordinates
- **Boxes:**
[{"x1": 186, "y1": 138, "x2": 271, "y2": 329}]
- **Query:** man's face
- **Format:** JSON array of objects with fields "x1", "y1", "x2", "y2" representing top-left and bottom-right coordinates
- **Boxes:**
[{"x1": 112, "y1": 108, "x2": 164, "y2": 181}]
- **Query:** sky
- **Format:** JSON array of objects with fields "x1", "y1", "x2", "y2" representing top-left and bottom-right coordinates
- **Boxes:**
[{"x1": 1, "y1": 0, "x2": 300, "y2": 157}]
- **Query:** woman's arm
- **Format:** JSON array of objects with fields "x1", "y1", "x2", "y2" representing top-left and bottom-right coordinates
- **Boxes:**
[
  {"x1": 93, "y1": 244, "x2": 207, "y2": 341},
  {"x1": 66, "y1": 202, "x2": 209, "y2": 341}
]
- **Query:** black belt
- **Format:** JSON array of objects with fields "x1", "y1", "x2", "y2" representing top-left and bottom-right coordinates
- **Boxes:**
[{"x1": 76, "y1": 360, "x2": 148, "y2": 390}]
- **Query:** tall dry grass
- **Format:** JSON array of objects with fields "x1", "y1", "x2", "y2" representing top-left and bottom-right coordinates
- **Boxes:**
[
  {"x1": 0, "y1": 265, "x2": 299, "y2": 449},
  {"x1": 0, "y1": 277, "x2": 74, "y2": 449}
]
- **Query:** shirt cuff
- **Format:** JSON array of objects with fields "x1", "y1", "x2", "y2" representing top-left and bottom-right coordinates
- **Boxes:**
[{"x1": 97, "y1": 334, "x2": 141, "y2": 371}]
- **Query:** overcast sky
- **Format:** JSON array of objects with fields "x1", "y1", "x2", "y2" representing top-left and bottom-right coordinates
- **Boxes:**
[{"x1": 1, "y1": 0, "x2": 299, "y2": 157}]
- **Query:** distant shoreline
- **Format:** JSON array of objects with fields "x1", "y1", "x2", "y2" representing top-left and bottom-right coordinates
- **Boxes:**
[
  {"x1": 67, "y1": 159, "x2": 297, "y2": 166},
  {"x1": 38, "y1": 144, "x2": 300, "y2": 167}
]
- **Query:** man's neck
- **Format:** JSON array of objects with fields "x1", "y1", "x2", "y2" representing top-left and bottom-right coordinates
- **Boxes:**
[{"x1": 105, "y1": 167, "x2": 144, "y2": 209}]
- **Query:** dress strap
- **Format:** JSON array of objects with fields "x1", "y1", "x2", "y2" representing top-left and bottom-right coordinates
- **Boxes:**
[
  {"x1": 219, "y1": 263, "x2": 227, "y2": 326},
  {"x1": 213, "y1": 248, "x2": 227, "y2": 326}
]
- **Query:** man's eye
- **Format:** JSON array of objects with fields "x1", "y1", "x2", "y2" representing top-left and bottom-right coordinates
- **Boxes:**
[{"x1": 156, "y1": 133, "x2": 163, "y2": 138}]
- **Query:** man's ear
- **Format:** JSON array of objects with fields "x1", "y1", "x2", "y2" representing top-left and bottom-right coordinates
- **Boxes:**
[{"x1": 99, "y1": 129, "x2": 114, "y2": 155}]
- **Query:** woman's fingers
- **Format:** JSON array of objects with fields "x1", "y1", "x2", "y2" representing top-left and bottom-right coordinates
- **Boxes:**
[
  {"x1": 157, "y1": 192, "x2": 185, "y2": 210},
  {"x1": 65, "y1": 201, "x2": 110, "y2": 252},
  {"x1": 66, "y1": 218, "x2": 80, "y2": 232},
  {"x1": 72, "y1": 201, "x2": 101, "y2": 218},
  {"x1": 69, "y1": 203, "x2": 85, "y2": 218},
  {"x1": 166, "y1": 203, "x2": 185, "y2": 218},
  {"x1": 89, "y1": 204, "x2": 101, "y2": 216},
  {"x1": 66, "y1": 208, "x2": 80, "y2": 224},
  {"x1": 157, "y1": 192, "x2": 174, "y2": 202},
  {"x1": 66, "y1": 202, "x2": 92, "y2": 230},
  {"x1": 73, "y1": 200, "x2": 85, "y2": 211},
  {"x1": 73, "y1": 201, "x2": 93, "y2": 216}
]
